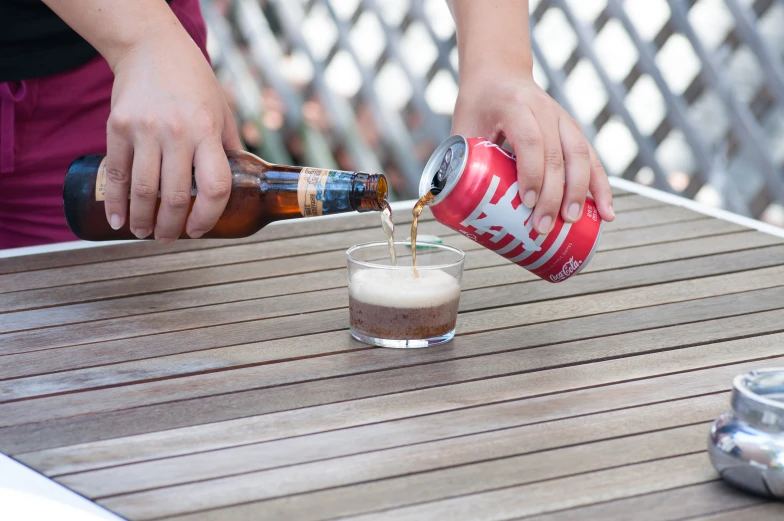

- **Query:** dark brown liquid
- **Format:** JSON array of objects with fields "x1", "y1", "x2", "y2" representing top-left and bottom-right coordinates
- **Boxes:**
[
  {"x1": 410, "y1": 191, "x2": 436, "y2": 269},
  {"x1": 380, "y1": 201, "x2": 396, "y2": 265},
  {"x1": 348, "y1": 295, "x2": 459, "y2": 340}
]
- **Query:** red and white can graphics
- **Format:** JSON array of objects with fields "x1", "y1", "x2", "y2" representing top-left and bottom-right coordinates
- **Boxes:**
[{"x1": 420, "y1": 135, "x2": 603, "y2": 283}]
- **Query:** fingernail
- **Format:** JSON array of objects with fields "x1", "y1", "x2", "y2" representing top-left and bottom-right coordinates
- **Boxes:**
[
  {"x1": 608, "y1": 204, "x2": 616, "y2": 220},
  {"x1": 134, "y1": 228, "x2": 150, "y2": 239},
  {"x1": 188, "y1": 229, "x2": 204, "y2": 239},
  {"x1": 157, "y1": 237, "x2": 175, "y2": 245},
  {"x1": 110, "y1": 214, "x2": 122, "y2": 230},
  {"x1": 567, "y1": 203, "x2": 581, "y2": 222},
  {"x1": 523, "y1": 190, "x2": 537, "y2": 208},
  {"x1": 538, "y1": 216, "x2": 553, "y2": 235}
]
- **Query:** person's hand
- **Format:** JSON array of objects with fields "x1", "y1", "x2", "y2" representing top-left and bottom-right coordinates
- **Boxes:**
[
  {"x1": 103, "y1": 20, "x2": 242, "y2": 243},
  {"x1": 452, "y1": 66, "x2": 616, "y2": 234}
]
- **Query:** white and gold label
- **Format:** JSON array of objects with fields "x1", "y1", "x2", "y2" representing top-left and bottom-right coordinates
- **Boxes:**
[
  {"x1": 297, "y1": 167, "x2": 330, "y2": 217},
  {"x1": 95, "y1": 157, "x2": 108, "y2": 201}
]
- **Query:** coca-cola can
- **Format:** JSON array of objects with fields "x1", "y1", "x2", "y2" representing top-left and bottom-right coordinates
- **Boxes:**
[{"x1": 419, "y1": 135, "x2": 603, "y2": 283}]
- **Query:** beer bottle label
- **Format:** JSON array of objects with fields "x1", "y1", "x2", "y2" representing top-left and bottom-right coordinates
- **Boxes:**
[
  {"x1": 297, "y1": 168, "x2": 357, "y2": 217},
  {"x1": 95, "y1": 157, "x2": 109, "y2": 201},
  {"x1": 95, "y1": 157, "x2": 198, "y2": 201},
  {"x1": 297, "y1": 168, "x2": 329, "y2": 217}
]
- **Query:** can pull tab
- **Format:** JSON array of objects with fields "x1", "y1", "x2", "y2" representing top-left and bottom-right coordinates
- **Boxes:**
[{"x1": 430, "y1": 147, "x2": 453, "y2": 195}]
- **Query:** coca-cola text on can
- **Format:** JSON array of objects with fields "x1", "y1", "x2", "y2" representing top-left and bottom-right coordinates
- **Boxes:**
[{"x1": 419, "y1": 135, "x2": 603, "y2": 283}]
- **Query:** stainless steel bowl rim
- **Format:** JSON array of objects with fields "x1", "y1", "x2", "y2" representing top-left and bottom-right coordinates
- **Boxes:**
[{"x1": 732, "y1": 368, "x2": 784, "y2": 429}]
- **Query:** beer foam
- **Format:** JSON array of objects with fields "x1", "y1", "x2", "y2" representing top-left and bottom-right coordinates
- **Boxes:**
[{"x1": 349, "y1": 268, "x2": 461, "y2": 308}]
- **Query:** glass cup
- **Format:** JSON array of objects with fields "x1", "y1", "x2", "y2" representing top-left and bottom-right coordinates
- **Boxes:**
[{"x1": 346, "y1": 241, "x2": 465, "y2": 348}]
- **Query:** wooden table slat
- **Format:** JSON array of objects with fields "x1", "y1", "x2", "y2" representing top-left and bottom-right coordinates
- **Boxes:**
[
  {"x1": 327, "y1": 453, "x2": 716, "y2": 521},
  {"x1": 685, "y1": 504, "x2": 784, "y2": 521},
  {"x1": 157, "y1": 453, "x2": 716, "y2": 521},
  {"x1": 100, "y1": 424, "x2": 711, "y2": 519},
  {"x1": 608, "y1": 194, "x2": 667, "y2": 212},
  {"x1": 60, "y1": 395, "x2": 727, "y2": 499},
  {"x1": 598, "y1": 218, "x2": 747, "y2": 250},
  {"x1": 518, "y1": 482, "x2": 767, "y2": 521}
]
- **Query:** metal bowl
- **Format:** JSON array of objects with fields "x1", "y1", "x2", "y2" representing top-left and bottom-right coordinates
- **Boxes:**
[{"x1": 708, "y1": 368, "x2": 784, "y2": 498}]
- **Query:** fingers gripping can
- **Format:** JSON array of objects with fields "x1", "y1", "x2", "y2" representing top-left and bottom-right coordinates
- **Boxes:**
[{"x1": 419, "y1": 135, "x2": 603, "y2": 283}]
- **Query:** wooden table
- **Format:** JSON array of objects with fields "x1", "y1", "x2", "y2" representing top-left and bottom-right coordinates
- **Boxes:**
[{"x1": 1, "y1": 181, "x2": 784, "y2": 521}]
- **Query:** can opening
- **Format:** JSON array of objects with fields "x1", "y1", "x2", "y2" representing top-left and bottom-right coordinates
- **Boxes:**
[
  {"x1": 429, "y1": 146, "x2": 455, "y2": 195},
  {"x1": 418, "y1": 135, "x2": 468, "y2": 202}
]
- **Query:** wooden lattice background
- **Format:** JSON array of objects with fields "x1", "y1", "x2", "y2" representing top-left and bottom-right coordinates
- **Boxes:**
[{"x1": 202, "y1": 0, "x2": 784, "y2": 226}]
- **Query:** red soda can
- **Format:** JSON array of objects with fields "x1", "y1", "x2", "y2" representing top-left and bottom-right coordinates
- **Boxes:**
[{"x1": 419, "y1": 135, "x2": 603, "y2": 283}]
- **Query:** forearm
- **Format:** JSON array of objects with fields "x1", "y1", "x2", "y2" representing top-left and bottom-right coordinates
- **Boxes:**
[
  {"x1": 42, "y1": 0, "x2": 185, "y2": 71},
  {"x1": 448, "y1": 0, "x2": 533, "y2": 78}
]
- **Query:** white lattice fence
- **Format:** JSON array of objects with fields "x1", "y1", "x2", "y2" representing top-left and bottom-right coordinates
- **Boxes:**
[{"x1": 202, "y1": 0, "x2": 784, "y2": 226}]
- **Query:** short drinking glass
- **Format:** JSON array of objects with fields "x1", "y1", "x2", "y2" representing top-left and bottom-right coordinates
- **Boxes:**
[{"x1": 346, "y1": 241, "x2": 465, "y2": 348}]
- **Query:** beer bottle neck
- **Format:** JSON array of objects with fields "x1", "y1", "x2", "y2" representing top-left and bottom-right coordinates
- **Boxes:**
[{"x1": 350, "y1": 173, "x2": 387, "y2": 213}]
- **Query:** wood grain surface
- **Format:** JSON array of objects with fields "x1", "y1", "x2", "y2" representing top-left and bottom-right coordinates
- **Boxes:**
[{"x1": 1, "y1": 187, "x2": 782, "y2": 521}]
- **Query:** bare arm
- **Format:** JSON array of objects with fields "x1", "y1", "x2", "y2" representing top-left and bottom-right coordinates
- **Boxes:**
[
  {"x1": 41, "y1": 0, "x2": 178, "y2": 70},
  {"x1": 43, "y1": 0, "x2": 242, "y2": 242},
  {"x1": 448, "y1": 0, "x2": 614, "y2": 232},
  {"x1": 448, "y1": 0, "x2": 533, "y2": 76}
]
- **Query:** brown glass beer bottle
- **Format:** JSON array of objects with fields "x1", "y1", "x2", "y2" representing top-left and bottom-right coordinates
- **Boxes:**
[{"x1": 63, "y1": 150, "x2": 389, "y2": 241}]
